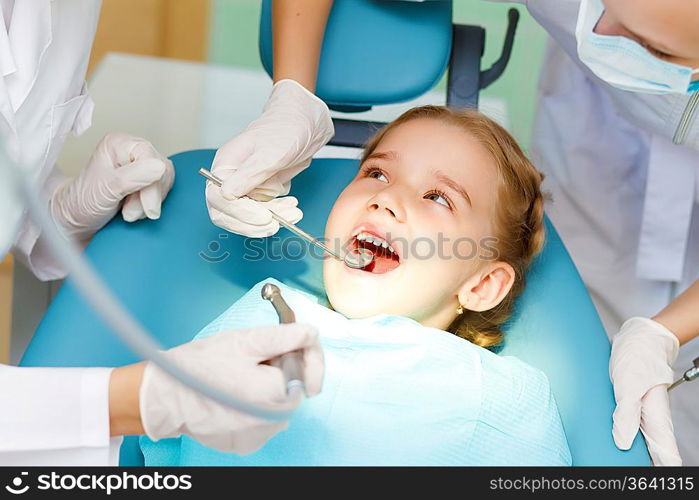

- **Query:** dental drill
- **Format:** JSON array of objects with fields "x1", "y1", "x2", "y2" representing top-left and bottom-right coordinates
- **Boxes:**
[
  {"x1": 668, "y1": 356, "x2": 699, "y2": 392},
  {"x1": 261, "y1": 283, "x2": 305, "y2": 400},
  {"x1": 198, "y1": 168, "x2": 374, "y2": 269}
]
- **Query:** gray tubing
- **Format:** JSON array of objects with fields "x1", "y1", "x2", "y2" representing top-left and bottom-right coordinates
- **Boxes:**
[{"x1": 4, "y1": 155, "x2": 295, "y2": 422}]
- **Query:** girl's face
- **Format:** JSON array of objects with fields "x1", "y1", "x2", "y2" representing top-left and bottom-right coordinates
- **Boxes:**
[{"x1": 323, "y1": 118, "x2": 502, "y2": 329}]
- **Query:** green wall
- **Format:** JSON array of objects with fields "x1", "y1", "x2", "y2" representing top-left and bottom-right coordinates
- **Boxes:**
[
  {"x1": 209, "y1": 0, "x2": 265, "y2": 69},
  {"x1": 207, "y1": 0, "x2": 548, "y2": 149}
]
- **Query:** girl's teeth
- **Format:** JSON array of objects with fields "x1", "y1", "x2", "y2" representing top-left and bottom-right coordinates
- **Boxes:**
[{"x1": 355, "y1": 232, "x2": 396, "y2": 255}]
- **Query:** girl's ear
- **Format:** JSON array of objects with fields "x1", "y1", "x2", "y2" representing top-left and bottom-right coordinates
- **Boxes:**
[{"x1": 457, "y1": 262, "x2": 515, "y2": 312}]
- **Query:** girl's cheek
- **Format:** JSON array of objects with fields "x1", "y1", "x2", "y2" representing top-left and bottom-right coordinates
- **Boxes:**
[{"x1": 339, "y1": 188, "x2": 371, "y2": 210}]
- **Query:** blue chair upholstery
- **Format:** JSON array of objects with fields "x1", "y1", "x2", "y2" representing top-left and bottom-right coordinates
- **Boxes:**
[
  {"x1": 259, "y1": 0, "x2": 453, "y2": 109},
  {"x1": 22, "y1": 150, "x2": 651, "y2": 465}
]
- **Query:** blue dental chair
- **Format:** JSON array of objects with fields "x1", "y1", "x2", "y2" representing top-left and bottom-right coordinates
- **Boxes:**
[{"x1": 21, "y1": 0, "x2": 650, "y2": 465}]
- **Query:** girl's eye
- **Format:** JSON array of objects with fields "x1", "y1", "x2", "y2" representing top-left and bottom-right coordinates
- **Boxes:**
[
  {"x1": 425, "y1": 189, "x2": 452, "y2": 210},
  {"x1": 361, "y1": 165, "x2": 388, "y2": 183}
]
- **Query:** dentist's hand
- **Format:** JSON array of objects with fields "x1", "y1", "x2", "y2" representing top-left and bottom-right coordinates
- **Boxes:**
[
  {"x1": 139, "y1": 323, "x2": 324, "y2": 454},
  {"x1": 610, "y1": 317, "x2": 682, "y2": 465},
  {"x1": 207, "y1": 79, "x2": 334, "y2": 237},
  {"x1": 50, "y1": 133, "x2": 175, "y2": 242}
]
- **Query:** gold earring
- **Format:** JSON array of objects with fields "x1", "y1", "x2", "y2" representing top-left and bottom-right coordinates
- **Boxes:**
[{"x1": 456, "y1": 306, "x2": 464, "y2": 314}]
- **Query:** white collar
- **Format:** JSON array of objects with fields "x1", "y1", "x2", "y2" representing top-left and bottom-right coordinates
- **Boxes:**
[{"x1": 2, "y1": 1, "x2": 52, "y2": 111}]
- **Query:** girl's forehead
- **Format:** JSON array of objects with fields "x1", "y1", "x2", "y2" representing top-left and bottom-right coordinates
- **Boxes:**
[
  {"x1": 379, "y1": 119, "x2": 474, "y2": 153},
  {"x1": 371, "y1": 119, "x2": 498, "y2": 181}
]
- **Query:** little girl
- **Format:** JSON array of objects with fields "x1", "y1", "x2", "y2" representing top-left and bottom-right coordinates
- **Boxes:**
[{"x1": 141, "y1": 106, "x2": 571, "y2": 465}]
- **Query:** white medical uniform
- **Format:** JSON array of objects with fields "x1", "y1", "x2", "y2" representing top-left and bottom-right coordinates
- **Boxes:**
[
  {"x1": 0, "y1": 0, "x2": 123, "y2": 465},
  {"x1": 492, "y1": 0, "x2": 699, "y2": 464}
]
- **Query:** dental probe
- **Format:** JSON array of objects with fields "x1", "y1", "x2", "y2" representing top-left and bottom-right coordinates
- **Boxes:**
[
  {"x1": 261, "y1": 283, "x2": 305, "y2": 396},
  {"x1": 668, "y1": 356, "x2": 699, "y2": 392},
  {"x1": 198, "y1": 168, "x2": 373, "y2": 269}
]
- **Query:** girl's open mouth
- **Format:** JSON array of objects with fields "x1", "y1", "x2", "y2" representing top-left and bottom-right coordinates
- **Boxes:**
[{"x1": 348, "y1": 231, "x2": 401, "y2": 274}]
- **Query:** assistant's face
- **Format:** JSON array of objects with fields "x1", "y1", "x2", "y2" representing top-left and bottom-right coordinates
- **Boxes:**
[{"x1": 598, "y1": 0, "x2": 699, "y2": 75}]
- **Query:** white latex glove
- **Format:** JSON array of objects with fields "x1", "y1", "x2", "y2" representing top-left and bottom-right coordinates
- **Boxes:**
[
  {"x1": 610, "y1": 317, "x2": 682, "y2": 465},
  {"x1": 50, "y1": 133, "x2": 175, "y2": 241},
  {"x1": 140, "y1": 323, "x2": 324, "y2": 454},
  {"x1": 207, "y1": 79, "x2": 334, "y2": 237}
]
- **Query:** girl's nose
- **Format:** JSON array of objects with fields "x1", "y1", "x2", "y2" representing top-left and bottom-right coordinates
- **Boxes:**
[{"x1": 367, "y1": 188, "x2": 406, "y2": 222}]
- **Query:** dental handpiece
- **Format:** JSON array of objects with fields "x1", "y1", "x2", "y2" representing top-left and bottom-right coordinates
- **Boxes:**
[
  {"x1": 261, "y1": 283, "x2": 305, "y2": 396},
  {"x1": 198, "y1": 168, "x2": 373, "y2": 269},
  {"x1": 668, "y1": 356, "x2": 699, "y2": 392}
]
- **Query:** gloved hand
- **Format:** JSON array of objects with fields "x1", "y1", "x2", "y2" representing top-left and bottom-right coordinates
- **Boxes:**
[
  {"x1": 207, "y1": 79, "x2": 334, "y2": 237},
  {"x1": 139, "y1": 323, "x2": 324, "y2": 454},
  {"x1": 50, "y1": 133, "x2": 175, "y2": 242},
  {"x1": 610, "y1": 317, "x2": 682, "y2": 465}
]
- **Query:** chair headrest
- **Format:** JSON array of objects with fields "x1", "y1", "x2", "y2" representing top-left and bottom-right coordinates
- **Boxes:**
[{"x1": 259, "y1": 0, "x2": 453, "y2": 109}]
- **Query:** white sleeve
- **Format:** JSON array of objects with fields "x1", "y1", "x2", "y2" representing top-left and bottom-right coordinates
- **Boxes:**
[
  {"x1": 0, "y1": 365, "x2": 123, "y2": 466},
  {"x1": 10, "y1": 166, "x2": 74, "y2": 282}
]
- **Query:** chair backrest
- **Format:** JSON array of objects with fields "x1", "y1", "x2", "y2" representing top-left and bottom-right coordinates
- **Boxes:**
[{"x1": 259, "y1": 0, "x2": 453, "y2": 110}]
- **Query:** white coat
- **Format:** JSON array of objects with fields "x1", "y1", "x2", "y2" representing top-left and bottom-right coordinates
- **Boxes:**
[
  {"x1": 495, "y1": 0, "x2": 699, "y2": 464},
  {"x1": 0, "y1": 0, "x2": 123, "y2": 465}
]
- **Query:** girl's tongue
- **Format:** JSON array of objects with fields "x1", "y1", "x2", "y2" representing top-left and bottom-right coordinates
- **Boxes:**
[{"x1": 351, "y1": 237, "x2": 400, "y2": 274}]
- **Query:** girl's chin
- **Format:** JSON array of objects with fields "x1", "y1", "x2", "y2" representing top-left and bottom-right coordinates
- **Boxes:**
[
  {"x1": 331, "y1": 300, "x2": 399, "y2": 320},
  {"x1": 325, "y1": 279, "x2": 399, "y2": 316}
]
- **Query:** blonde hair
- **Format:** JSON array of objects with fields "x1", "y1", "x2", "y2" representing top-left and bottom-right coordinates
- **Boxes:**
[{"x1": 361, "y1": 106, "x2": 546, "y2": 348}]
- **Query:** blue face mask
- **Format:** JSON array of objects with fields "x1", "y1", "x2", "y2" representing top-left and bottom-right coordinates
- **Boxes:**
[{"x1": 576, "y1": 0, "x2": 699, "y2": 95}]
